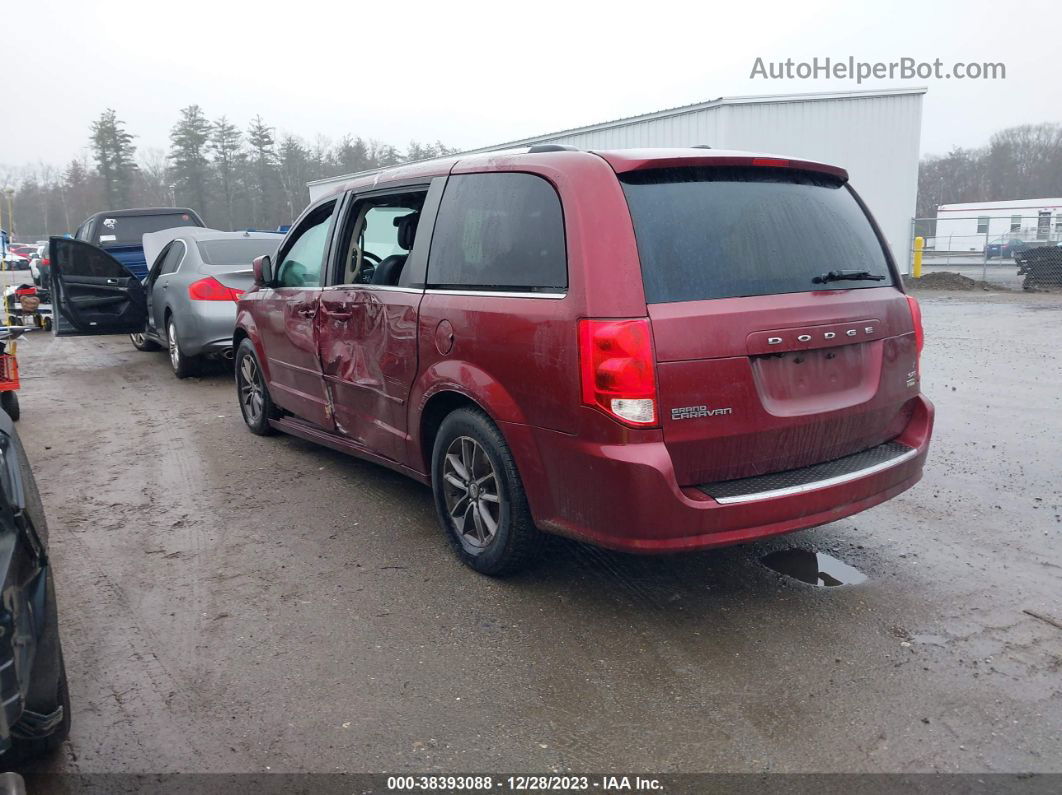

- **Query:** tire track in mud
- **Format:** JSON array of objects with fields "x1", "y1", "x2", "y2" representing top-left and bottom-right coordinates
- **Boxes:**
[{"x1": 18, "y1": 337, "x2": 249, "y2": 771}]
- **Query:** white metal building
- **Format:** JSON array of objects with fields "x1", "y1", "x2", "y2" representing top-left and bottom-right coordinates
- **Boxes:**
[
  {"x1": 308, "y1": 87, "x2": 926, "y2": 271},
  {"x1": 934, "y1": 198, "x2": 1062, "y2": 252}
]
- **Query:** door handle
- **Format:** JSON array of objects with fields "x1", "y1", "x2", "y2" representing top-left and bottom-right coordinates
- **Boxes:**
[
  {"x1": 328, "y1": 311, "x2": 353, "y2": 321},
  {"x1": 106, "y1": 278, "x2": 118, "y2": 285},
  {"x1": 295, "y1": 306, "x2": 317, "y2": 318}
]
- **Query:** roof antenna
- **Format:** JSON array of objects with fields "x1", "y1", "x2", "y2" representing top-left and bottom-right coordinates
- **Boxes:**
[{"x1": 691, "y1": 144, "x2": 712, "y2": 149}]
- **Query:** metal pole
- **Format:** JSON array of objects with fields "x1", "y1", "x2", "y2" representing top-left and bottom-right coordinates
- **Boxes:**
[
  {"x1": 909, "y1": 217, "x2": 915, "y2": 275},
  {"x1": 982, "y1": 230, "x2": 989, "y2": 283},
  {"x1": 4, "y1": 192, "x2": 13, "y2": 239}
]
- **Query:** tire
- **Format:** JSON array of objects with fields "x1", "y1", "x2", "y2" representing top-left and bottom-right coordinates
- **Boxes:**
[
  {"x1": 167, "y1": 317, "x2": 200, "y2": 379},
  {"x1": 130, "y1": 330, "x2": 160, "y2": 351},
  {"x1": 431, "y1": 407, "x2": 543, "y2": 576},
  {"x1": 235, "y1": 339, "x2": 277, "y2": 435},
  {"x1": 1, "y1": 391, "x2": 19, "y2": 422},
  {"x1": 11, "y1": 576, "x2": 70, "y2": 760}
]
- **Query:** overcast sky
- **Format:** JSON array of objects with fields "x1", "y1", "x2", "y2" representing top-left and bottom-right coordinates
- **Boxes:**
[{"x1": 3, "y1": 0, "x2": 1060, "y2": 173}]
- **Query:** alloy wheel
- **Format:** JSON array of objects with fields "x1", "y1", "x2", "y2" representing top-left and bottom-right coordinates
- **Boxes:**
[
  {"x1": 168, "y1": 322, "x2": 180, "y2": 371},
  {"x1": 442, "y1": 436, "x2": 502, "y2": 549},
  {"x1": 239, "y1": 355, "x2": 265, "y2": 425}
]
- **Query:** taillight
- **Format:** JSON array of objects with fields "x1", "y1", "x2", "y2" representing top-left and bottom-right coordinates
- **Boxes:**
[
  {"x1": 579, "y1": 318, "x2": 658, "y2": 426},
  {"x1": 41, "y1": 257, "x2": 49, "y2": 266},
  {"x1": 751, "y1": 157, "x2": 790, "y2": 168},
  {"x1": 906, "y1": 295, "x2": 924, "y2": 353},
  {"x1": 188, "y1": 277, "x2": 244, "y2": 301},
  {"x1": 906, "y1": 294, "x2": 924, "y2": 374}
]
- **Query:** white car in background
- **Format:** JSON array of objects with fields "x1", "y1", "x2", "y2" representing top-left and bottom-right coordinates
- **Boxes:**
[{"x1": 1, "y1": 250, "x2": 29, "y2": 270}]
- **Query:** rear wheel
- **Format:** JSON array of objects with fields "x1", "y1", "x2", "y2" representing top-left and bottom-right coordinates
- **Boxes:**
[
  {"x1": 431, "y1": 408, "x2": 543, "y2": 576},
  {"x1": 235, "y1": 339, "x2": 276, "y2": 435},
  {"x1": 130, "y1": 330, "x2": 160, "y2": 351},
  {"x1": 167, "y1": 318, "x2": 200, "y2": 379}
]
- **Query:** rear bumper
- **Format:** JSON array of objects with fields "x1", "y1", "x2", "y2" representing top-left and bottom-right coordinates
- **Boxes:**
[
  {"x1": 175, "y1": 303, "x2": 237, "y2": 357},
  {"x1": 506, "y1": 395, "x2": 934, "y2": 553}
]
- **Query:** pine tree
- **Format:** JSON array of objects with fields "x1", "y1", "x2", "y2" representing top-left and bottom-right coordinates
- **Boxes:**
[
  {"x1": 335, "y1": 136, "x2": 371, "y2": 174},
  {"x1": 247, "y1": 115, "x2": 279, "y2": 228},
  {"x1": 169, "y1": 105, "x2": 212, "y2": 218},
  {"x1": 89, "y1": 109, "x2": 138, "y2": 208},
  {"x1": 210, "y1": 116, "x2": 244, "y2": 230},
  {"x1": 277, "y1": 135, "x2": 310, "y2": 223}
]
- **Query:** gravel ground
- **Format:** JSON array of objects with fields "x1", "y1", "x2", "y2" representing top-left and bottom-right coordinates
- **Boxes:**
[{"x1": 5, "y1": 289, "x2": 1061, "y2": 775}]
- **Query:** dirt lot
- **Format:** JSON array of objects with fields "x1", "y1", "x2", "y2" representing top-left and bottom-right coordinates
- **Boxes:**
[{"x1": 7, "y1": 290, "x2": 1062, "y2": 774}]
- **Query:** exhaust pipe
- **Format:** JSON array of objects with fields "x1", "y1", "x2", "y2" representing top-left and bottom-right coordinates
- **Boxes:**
[{"x1": 222, "y1": 348, "x2": 235, "y2": 360}]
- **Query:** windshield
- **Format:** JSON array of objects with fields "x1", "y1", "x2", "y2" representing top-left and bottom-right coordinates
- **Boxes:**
[
  {"x1": 621, "y1": 167, "x2": 894, "y2": 303},
  {"x1": 196, "y1": 238, "x2": 279, "y2": 269},
  {"x1": 96, "y1": 213, "x2": 200, "y2": 246}
]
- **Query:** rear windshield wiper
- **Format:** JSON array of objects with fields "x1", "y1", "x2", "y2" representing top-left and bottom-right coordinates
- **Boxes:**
[{"x1": 812, "y1": 269, "x2": 886, "y2": 284}]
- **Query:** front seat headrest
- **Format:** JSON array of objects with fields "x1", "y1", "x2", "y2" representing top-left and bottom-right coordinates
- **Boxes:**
[{"x1": 394, "y1": 212, "x2": 420, "y2": 251}]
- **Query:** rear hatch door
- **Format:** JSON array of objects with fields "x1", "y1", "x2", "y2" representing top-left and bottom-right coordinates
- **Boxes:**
[{"x1": 618, "y1": 164, "x2": 919, "y2": 486}]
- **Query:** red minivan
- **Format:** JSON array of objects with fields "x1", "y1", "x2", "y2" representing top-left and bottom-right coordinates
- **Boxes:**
[{"x1": 233, "y1": 146, "x2": 933, "y2": 575}]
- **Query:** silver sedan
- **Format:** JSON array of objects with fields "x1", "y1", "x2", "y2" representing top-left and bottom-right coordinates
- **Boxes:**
[{"x1": 132, "y1": 228, "x2": 282, "y2": 378}]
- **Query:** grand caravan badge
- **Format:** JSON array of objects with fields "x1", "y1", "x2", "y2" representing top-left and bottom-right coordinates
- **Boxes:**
[{"x1": 671, "y1": 405, "x2": 733, "y2": 420}]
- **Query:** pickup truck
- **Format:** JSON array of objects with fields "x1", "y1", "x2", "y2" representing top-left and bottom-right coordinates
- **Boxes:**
[{"x1": 73, "y1": 207, "x2": 206, "y2": 279}]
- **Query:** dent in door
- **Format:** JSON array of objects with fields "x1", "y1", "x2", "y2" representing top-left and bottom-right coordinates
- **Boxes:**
[{"x1": 318, "y1": 289, "x2": 419, "y2": 458}]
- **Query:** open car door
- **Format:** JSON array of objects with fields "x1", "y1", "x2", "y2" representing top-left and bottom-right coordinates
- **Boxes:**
[{"x1": 49, "y1": 237, "x2": 147, "y2": 336}]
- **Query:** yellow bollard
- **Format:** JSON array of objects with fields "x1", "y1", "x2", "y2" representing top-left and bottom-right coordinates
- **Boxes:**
[{"x1": 913, "y1": 236, "x2": 924, "y2": 278}]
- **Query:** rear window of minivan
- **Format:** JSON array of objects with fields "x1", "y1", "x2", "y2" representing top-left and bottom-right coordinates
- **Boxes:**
[{"x1": 620, "y1": 167, "x2": 894, "y2": 303}]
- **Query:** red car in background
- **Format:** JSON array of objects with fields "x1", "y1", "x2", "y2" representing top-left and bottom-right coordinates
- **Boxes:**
[{"x1": 222, "y1": 146, "x2": 930, "y2": 575}]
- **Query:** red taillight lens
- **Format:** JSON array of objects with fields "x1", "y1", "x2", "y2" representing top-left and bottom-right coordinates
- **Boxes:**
[
  {"x1": 41, "y1": 257, "x2": 50, "y2": 266},
  {"x1": 751, "y1": 157, "x2": 790, "y2": 168},
  {"x1": 188, "y1": 277, "x2": 244, "y2": 302},
  {"x1": 579, "y1": 318, "x2": 658, "y2": 426},
  {"x1": 906, "y1": 294, "x2": 924, "y2": 377},
  {"x1": 906, "y1": 295, "x2": 924, "y2": 355}
]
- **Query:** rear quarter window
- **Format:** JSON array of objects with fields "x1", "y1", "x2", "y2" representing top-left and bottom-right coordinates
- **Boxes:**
[
  {"x1": 621, "y1": 167, "x2": 894, "y2": 303},
  {"x1": 427, "y1": 172, "x2": 567, "y2": 291}
]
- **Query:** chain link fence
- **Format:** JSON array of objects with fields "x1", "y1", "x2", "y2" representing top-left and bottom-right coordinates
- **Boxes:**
[{"x1": 908, "y1": 214, "x2": 1062, "y2": 291}]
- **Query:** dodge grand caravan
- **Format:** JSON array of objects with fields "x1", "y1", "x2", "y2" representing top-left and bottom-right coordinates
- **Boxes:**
[{"x1": 50, "y1": 146, "x2": 933, "y2": 575}]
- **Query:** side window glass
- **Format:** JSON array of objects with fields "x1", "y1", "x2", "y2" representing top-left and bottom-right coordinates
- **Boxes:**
[
  {"x1": 427, "y1": 173, "x2": 567, "y2": 291},
  {"x1": 159, "y1": 241, "x2": 185, "y2": 275},
  {"x1": 55, "y1": 238, "x2": 132, "y2": 278},
  {"x1": 276, "y1": 204, "x2": 335, "y2": 288},
  {"x1": 148, "y1": 242, "x2": 172, "y2": 281},
  {"x1": 345, "y1": 204, "x2": 422, "y2": 285}
]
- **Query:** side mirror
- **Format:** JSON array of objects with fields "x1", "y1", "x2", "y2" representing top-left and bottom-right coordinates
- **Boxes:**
[{"x1": 252, "y1": 255, "x2": 272, "y2": 288}]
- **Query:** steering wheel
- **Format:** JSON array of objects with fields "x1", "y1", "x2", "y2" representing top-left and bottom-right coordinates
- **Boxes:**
[{"x1": 355, "y1": 250, "x2": 383, "y2": 284}]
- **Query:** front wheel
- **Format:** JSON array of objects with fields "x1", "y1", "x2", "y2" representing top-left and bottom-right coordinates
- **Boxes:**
[
  {"x1": 431, "y1": 407, "x2": 543, "y2": 576},
  {"x1": 130, "y1": 330, "x2": 160, "y2": 351},
  {"x1": 235, "y1": 339, "x2": 277, "y2": 435}
]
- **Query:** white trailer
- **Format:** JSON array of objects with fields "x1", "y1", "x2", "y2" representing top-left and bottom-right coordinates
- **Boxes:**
[{"x1": 933, "y1": 198, "x2": 1062, "y2": 253}]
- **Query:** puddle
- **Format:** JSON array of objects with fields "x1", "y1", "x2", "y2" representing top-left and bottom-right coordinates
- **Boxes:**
[{"x1": 761, "y1": 549, "x2": 867, "y2": 587}]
